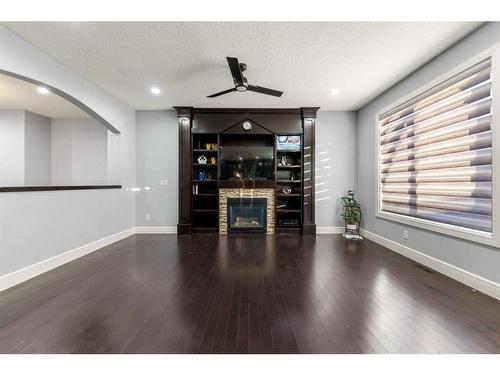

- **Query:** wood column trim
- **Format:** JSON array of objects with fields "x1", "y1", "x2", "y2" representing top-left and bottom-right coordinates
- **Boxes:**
[
  {"x1": 301, "y1": 107, "x2": 319, "y2": 234},
  {"x1": 174, "y1": 106, "x2": 193, "y2": 235}
]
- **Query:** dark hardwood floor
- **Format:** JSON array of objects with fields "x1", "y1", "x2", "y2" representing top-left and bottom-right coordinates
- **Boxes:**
[{"x1": 0, "y1": 233, "x2": 498, "y2": 353}]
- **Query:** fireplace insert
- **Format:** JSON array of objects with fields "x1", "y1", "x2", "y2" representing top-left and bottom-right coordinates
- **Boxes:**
[{"x1": 227, "y1": 198, "x2": 267, "y2": 232}]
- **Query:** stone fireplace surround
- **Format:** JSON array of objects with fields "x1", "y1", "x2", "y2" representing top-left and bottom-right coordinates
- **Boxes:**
[{"x1": 219, "y1": 188, "x2": 275, "y2": 235}]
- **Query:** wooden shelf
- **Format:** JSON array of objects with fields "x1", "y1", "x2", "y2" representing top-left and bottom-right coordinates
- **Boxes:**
[
  {"x1": 193, "y1": 163, "x2": 218, "y2": 167},
  {"x1": 193, "y1": 179, "x2": 218, "y2": 183},
  {"x1": 277, "y1": 209, "x2": 301, "y2": 213},
  {"x1": 277, "y1": 165, "x2": 301, "y2": 169},
  {"x1": 277, "y1": 227, "x2": 302, "y2": 232},
  {"x1": 277, "y1": 150, "x2": 301, "y2": 153},
  {"x1": 277, "y1": 179, "x2": 302, "y2": 183},
  {"x1": 193, "y1": 209, "x2": 218, "y2": 213},
  {"x1": 193, "y1": 149, "x2": 218, "y2": 152},
  {"x1": 194, "y1": 193, "x2": 218, "y2": 197},
  {"x1": 192, "y1": 227, "x2": 218, "y2": 233},
  {"x1": 276, "y1": 193, "x2": 301, "y2": 197}
]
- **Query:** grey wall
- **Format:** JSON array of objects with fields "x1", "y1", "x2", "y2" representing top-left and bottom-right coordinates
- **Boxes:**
[
  {"x1": 0, "y1": 26, "x2": 135, "y2": 278},
  {"x1": 356, "y1": 22, "x2": 500, "y2": 283},
  {"x1": 135, "y1": 110, "x2": 178, "y2": 228},
  {"x1": 0, "y1": 110, "x2": 25, "y2": 186},
  {"x1": 24, "y1": 111, "x2": 51, "y2": 185},
  {"x1": 315, "y1": 111, "x2": 357, "y2": 228},
  {"x1": 133, "y1": 110, "x2": 356, "y2": 230},
  {"x1": 51, "y1": 118, "x2": 108, "y2": 185}
]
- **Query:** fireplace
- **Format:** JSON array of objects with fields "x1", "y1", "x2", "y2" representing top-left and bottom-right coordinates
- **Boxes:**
[{"x1": 227, "y1": 198, "x2": 267, "y2": 232}]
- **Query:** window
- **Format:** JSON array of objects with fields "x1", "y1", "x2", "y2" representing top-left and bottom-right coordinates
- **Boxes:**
[{"x1": 377, "y1": 54, "x2": 500, "y2": 246}]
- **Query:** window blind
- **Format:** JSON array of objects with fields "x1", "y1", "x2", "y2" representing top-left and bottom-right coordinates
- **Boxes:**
[{"x1": 378, "y1": 58, "x2": 493, "y2": 233}]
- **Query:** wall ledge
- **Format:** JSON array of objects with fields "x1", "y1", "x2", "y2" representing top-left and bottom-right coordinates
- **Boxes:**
[{"x1": 361, "y1": 229, "x2": 500, "y2": 301}]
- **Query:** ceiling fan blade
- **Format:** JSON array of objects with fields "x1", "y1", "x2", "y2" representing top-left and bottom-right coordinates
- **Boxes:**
[
  {"x1": 226, "y1": 57, "x2": 244, "y2": 85},
  {"x1": 207, "y1": 87, "x2": 236, "y2": 98},
  {"x1": 247, "y1": 85, "x2": 283, "y2": 97}
]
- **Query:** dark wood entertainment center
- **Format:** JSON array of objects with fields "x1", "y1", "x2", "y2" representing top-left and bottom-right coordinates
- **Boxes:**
[{"x1": 174, "y1": 107, "x2": 319, "y2": 235}]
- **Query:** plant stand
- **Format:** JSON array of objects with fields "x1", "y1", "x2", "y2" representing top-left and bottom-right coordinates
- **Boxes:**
[{"x1": 343, "y1": 204, "x2": 362, "y2": 240}]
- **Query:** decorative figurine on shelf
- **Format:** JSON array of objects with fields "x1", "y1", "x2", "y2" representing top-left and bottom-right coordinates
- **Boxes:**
[
  {"x1": 205, "y1": 172, "x2": 213, "y2": 180},
  {"x1": 211, "y1": 143, "x2": 218, "y2": 151},
  {"x1": 193, "y1": 184, "x2": 199, "y2": 195},
  {"x1": 197, "y1": 171, "x2": 206, "y2": 180},
  {"x1": 197, "y1": 155, "x2": 207, "y2": 164},
  {"x1": 279, "y1": 155, "x2": 287, "y2": 166},
  {"x1": 205, "y1": 143, "x2": 212, "y2": 150},
  {"x1": 210, "y1": 156, "x2": 217, "y2": 164},
  {"x1": 341, "y1": 190, "x2": 362, "y2": 240},
  {"x1": 282, "y1": 185, "x2": 292, "y2": 195}
]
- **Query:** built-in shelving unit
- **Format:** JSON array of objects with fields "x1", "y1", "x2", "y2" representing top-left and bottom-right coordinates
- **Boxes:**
[
  {"x1": 192, "y1": 134, "x2": 219, "y2": 232},
  {"x1": 275, "y1": 135, "x2": 303, "y2": 230},
  {"x1": 177, "y1": 106, "x2": 318, "y2": 235}
]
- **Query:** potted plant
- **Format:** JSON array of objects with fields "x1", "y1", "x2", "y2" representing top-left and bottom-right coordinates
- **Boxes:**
[{"x1": 341, "y1": 190, "x2": 362, "y2": 239}]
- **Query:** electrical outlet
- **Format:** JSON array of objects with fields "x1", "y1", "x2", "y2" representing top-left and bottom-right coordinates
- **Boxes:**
[
  {"x1": 403, "y1": 230, "x2": 409, "y2": 240},
  {"x1": 145, "y1": 214, "x2": 151, "y2": 221},
  {"x1": 160, "y1": 179, "x2": 169, "y2": 186}
]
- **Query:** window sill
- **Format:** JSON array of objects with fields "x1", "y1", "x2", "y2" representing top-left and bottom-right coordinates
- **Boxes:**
[{"x1": 376, "y1": 210, "x2": 499, "y2": 248}]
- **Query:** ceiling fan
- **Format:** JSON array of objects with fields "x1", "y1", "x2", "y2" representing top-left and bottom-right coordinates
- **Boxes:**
[{"x1": 207, "y1": 57, "x2": 283, "y2": 98}]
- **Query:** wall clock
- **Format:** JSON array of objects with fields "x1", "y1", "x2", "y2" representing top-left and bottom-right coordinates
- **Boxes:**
[{"x1": 242, "y1": 121, "x2": 252, "y2": 131}]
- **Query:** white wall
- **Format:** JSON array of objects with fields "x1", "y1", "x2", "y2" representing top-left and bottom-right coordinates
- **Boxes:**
[
  {"x1": 356, "y1": 22, "x2": 500, "y2": 284},
  {"x1": 24, "y1": 111, "x2": 51, "y2": 185},
  {"x1": 51, "y1": 118, "x2": 108, "y2": 185},
  {"x1": 0, "y1": 26, "x2": 135, "y2": 278},
  {"x1": 135, "y1": 110, "x2": 178, "y2": 228},
  {"x1": 315, "y1": 111, "x2": 357, "y2": 229},
  {"x1": 0, "y1": 110, "x2": 25, "y2": 186}
]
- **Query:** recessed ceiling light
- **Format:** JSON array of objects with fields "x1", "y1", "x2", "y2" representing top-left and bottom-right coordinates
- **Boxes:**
[
  {"x1": 37, "y1": 87, "x2": 50, "y2": 95},
  {"x1": 329, "y1": 88, "x2": 340, "y2": 96},
  {"x1": 151, "y1": 87, "x2": 161, "y2": 95}
]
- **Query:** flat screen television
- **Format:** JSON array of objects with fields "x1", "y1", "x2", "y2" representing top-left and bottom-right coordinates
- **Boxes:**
[
  {"x1": 219, "y1": 135, "x2": 274, "y2": 180},
  {"x1": 276, "y1": 135, "x2": 301, "y2": 151}
]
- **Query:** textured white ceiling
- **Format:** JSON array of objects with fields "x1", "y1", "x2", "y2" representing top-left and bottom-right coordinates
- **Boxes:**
[
  {"x1": 2, "y1": 22, "x2": 482, "y2": 111},
  {"x1": 0, "y1": 73, "x2": 89, "y2": 118}
]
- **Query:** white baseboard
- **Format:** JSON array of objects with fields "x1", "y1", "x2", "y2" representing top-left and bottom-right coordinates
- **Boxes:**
[
  {"x1": 317, "y1": 226, "x2": 344, "y2": 234},
  {"x1": 0, "y1": 227, "x2": 135, "y2": 292},
  {"x1": 361, "y1": 229, "x2": 500, "y2": 301},
  {"x1": 0, "y1": 226, "x2": 180, "y2": 292},
  {"x1": 135, "y1": 226, "x2": 177, "y2": 234}
]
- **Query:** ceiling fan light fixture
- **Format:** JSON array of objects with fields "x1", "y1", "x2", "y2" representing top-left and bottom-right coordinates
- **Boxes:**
[{"x1": 236, "y1": 85, "x2": 247, "y2": 92}]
